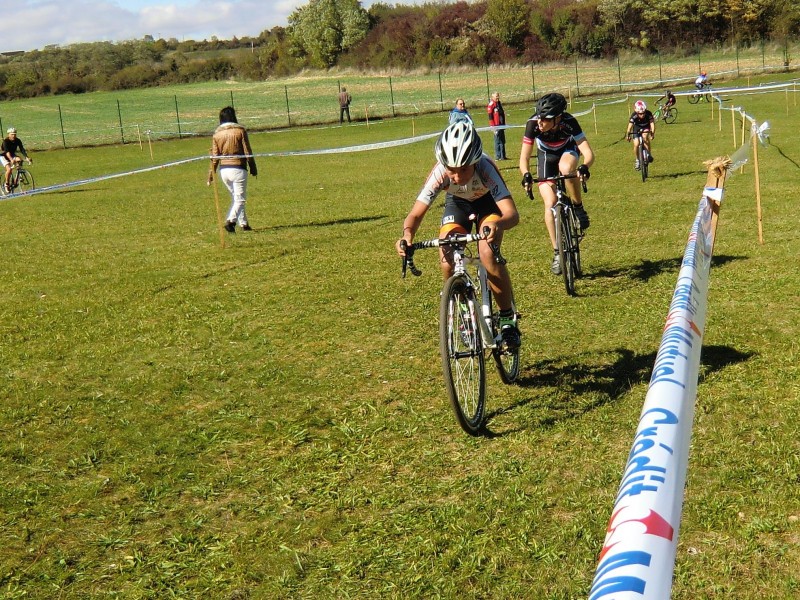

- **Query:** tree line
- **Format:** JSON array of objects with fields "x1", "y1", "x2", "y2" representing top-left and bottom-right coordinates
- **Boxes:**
[{"x1": 1, "y1": 0, "x2": 797, "y2": 100}]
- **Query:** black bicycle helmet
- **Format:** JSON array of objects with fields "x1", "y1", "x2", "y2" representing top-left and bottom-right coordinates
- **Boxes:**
[
  {"x1": 435, "y1": 122, "x2": 483, "y2": 168},
  {"x1": 535, "y1": 93, "x2": 568, "y2": 118}
]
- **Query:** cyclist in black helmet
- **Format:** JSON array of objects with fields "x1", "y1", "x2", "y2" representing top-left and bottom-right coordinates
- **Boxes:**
[
  {"x1": 519, "y1": 92, "x2": 594, "y2": 275},
  {"x1": 396, "y1": 121, "x2": 522, "y2": 349},
  {"x1": 657, "y1": 89, "x2": 677, "y2": 111}
]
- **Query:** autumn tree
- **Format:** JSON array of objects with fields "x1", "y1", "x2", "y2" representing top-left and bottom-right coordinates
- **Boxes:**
[{"x1": 288, "y1": 0, "x2": 370, "y2": 68}]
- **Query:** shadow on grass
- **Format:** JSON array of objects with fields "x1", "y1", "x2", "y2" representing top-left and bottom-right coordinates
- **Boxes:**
[
  {"x1": 482, "y1": 343, "x2": 754, "y2": 437},
  {"x1": 648, "y1": 170, "x2": 708, "y2": 180},
  {"x1": 582, "y1": 254, "x2": 746, "y2": 286},
  {"x1": 771, "y1": 142, "x2": 800, "y2": 169},
  {"x1": 250, "y1": 215, "x2": 388, "y2": 232}
]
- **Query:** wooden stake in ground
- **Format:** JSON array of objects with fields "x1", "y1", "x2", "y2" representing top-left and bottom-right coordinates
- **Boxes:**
[
  {"x1": 752, "y1": 131, "x2": 764, "y2": 244},
  {"x1": 703, "y1": 156, "x2": 731, "y2": 256},
  {"x1": 208, "y1": 169, "x2": 226, "y2": 249}
]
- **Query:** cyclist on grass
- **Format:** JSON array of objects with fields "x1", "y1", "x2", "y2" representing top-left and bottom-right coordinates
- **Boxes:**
[
  {"x1": 695, "y1": 71, "x2": 709, "y2": 90},
  {"x1": 1, "y1": 127, "x2": 32, "y2": 194},
  {"x1": 519, "y1": 92, "x2": 593, "y2": 275},
  {"x1": 657, "y1": 89, "x2": 677, "y2": 110},
  {"x1": 396, "y1": 122, "x2": 521, "y2": 349},
  {"x1": 626, "y1": 100, "x2": 655, "y2": 171}
]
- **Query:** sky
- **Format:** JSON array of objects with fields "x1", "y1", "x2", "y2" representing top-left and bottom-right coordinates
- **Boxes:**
[{"x1": 3, "y1": 0, "x2": 431, "y2": 54}]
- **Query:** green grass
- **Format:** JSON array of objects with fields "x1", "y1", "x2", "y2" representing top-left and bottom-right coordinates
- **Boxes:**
[{"x1": 1, "y1": 73, "x2": 799, "y2": 598}]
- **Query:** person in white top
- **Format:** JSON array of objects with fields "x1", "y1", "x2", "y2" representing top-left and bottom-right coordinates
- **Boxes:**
[{"x1": 396, "y1": 122, "x2": 521, "y2": 349}]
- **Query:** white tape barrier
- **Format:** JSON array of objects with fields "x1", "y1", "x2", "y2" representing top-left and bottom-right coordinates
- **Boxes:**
[{"x1": 589, "y1": 188, "x2": 722, "y2": 600}]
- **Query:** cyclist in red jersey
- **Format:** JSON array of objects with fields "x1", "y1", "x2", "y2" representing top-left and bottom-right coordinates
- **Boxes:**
[
  {"x1": 396, "y1": 122, "x2": 521, "y2": 349},
  {"x1": 519, "y1": 92, "x2": 593, "y2": 275}
]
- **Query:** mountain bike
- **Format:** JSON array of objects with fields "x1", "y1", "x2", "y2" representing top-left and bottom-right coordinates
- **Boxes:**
[
  {"x1": 688, "y1": 84, "x2": 712, "y2": 104},
  {"x1": 527, "y1": 173, "x2": 586, "y2": 296},
  {"x1": 0, "y1": 159, "x2": 35, "y2": 196},
  {"x1": 629, "y1": 131, "x2": 651, "y2": 183},
  {"x1": 401, "y1": 227, "x2": 520, "y2": 435},
  {"x1": 653, "y1": 103, "x2": 677, "y2": 124}
]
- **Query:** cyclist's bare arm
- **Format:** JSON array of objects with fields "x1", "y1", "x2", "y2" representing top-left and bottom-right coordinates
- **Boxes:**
[
  {"x1": 577, "y1": 139, "x2": 594, "y2": 170},
  {"x1": 488, "y1": 196, "x2": 519, "y2": 243},
  {"x1": 518, "y1": 142, "x2": 534, "y2": 191},
  {"x1": 397, "y1": 200, "x2": 430, "y2": 256}
]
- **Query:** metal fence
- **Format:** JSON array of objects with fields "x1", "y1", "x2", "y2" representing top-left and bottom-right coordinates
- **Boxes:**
[{"x1": 2, "y1": 41, "x2": 796, "y2": 151}]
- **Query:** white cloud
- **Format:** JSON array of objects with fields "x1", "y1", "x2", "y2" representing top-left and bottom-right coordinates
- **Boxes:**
[
  {"x1": 2, "y1": 0, "x2": 440, "y2": 53},
  {"x1": 2, "y1": 0, "x2": 296, "y2": 52}
]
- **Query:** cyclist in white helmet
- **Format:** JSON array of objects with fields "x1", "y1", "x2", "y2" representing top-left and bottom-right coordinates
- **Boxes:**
[
  {"x1": 626, "y1": 100, "x2": 655, "y2": 170},
  {"x1": 1, "y1": 127, "x2": 32, "y2": 193},
  {"x1": 396, "y1": 122, "x2": 521, "y2": 349}
]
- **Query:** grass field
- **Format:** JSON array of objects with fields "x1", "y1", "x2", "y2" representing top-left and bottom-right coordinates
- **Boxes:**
[{"x1": 1, "y1": 73, "x2": 799, "y2": 598}]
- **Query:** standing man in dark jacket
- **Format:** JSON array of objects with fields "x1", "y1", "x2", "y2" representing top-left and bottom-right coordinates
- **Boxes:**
[
  {"x1": 339, "y1": 86, "x2": 352, "y2": 124},
  {"x1": 207, "y1": 106, "x2": 258, "y2": 233},
  {"x1": 487, "y1": 91, "x2": 507, "y2": 160}
]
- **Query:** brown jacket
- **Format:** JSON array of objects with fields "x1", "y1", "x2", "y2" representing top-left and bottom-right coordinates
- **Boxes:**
[{"x1": 210, "y1": 123, "x2": 257, "y2": 175}]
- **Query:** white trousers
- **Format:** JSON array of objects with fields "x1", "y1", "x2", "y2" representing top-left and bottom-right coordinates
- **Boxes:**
[{"x1": 220, "y1": 167, "x2": 248, "y2": 225}]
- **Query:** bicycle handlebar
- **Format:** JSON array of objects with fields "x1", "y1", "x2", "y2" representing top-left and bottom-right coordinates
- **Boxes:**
[
  {"x1": 529, "y1": 172, "x2": 588, "y2": 194},
  {"x1": 401, "y1": 226, "x2": 506, "y2": 278}
]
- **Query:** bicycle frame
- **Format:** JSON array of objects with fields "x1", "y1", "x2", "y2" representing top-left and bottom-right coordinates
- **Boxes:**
[
  {"x1": 2, "y1": 160, "x2": 34, "y2": 196},
  {"x1": 401, "y1": 230, "x2": 520, "y2": 434},
  {"x1": 404, "y1": 233, "x2": 504, "y2": 351},
  {"x1": 529, "y1": 173, "x2": 585, "y2": 295}
]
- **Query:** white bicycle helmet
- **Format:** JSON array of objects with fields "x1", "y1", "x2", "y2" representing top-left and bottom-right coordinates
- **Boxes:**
[
  {"x1": 435, "y1": 122, "x2": 483, "y2": 168},
  {"x1": 634, "y1": 100, "x2": 647, "y2": 113},
  {"x1": 6, "y1": 127, "x2": 16, "y2": 134}
]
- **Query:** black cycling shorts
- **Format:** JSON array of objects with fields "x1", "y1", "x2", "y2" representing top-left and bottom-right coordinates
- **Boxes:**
[
  {"x1": 440, "y1": 192, "x2": 501, "y2": 236},
  {"x1": 536, "y1": 140, "x2": 579, "y2": 179}
]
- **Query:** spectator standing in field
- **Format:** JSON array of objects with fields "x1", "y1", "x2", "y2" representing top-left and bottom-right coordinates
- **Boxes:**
[
  {"x1": 207, "y1": 106, "x2": 258, "y2": 233},
  {"x1": 339, "y1": 86, "x2": 352, "y2": 124},
  {"x1": 487, "y1": 92, "x2": 508, "y2": 160},
  {"x1": 449, "y1": 98, "x2": 473, "y2": 126},
  {"x1": 1, "y1": 127, "x2": 32, "y2": 194}
]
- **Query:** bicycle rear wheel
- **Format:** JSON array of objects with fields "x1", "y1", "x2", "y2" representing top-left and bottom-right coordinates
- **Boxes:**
[
  {"x1": 440, "y1": 275, "x2": 486, "y2": 435},
  {"x1": 18, "y1": 170, "x2": 35, "y2": 193},
  {"x1": 664, "y1": 107, "x2": 677, "y2": 124},
  {"x1": 555, "y1": 206, "x2": 577, "y2": 296},
  {"x1": 478, "y1": 276, "x2": 519, "y2": 384},
  {"x1": 688, "y1": 93, "x2": 700, "y2": 104}
]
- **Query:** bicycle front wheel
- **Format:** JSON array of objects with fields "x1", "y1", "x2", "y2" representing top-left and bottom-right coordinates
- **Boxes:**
[
  {"x1": 555, "y1": 206, "x2": 577, "y2": 296},
  {"x1": 18, "y1": 170, "x2": 35, "y2": 193},
  {"x1": 570, "y1": 210, "x2": 583, "y2": 277},
  {"x1": 639, "y1": 144, "x2": 648, "y2": 182},
  {"x1": 440, "y1": 276, "x2": 486, "y2": 435},
  {"x1": 664, "y1": 107, "x2": 677, "y2": 124}
]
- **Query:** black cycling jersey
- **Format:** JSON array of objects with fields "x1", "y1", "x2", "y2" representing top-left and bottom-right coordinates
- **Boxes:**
[
  {"x1": 522, "y1": 112, "x2": 586, "y2": 153},
  {"x1": 629, "y1": 111, "x2": 654, "y2": 134}
]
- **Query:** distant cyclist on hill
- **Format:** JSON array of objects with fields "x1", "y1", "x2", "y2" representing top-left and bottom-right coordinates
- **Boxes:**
[
  {"x1": 1, "y1": 127, "x2": 32, "y2": 194},
  {"x1": 695, "y1": 71, "x2": 710, "y2": 90},
  {"x1": 518, "y1": 92, "x2": 593, "y2": 275},
  {"x1": 396, "y1": 122, "x2": 521, "y2": 350},
  {"x1": 626, "y1": 100, "x2": 655, "y2": 171}
]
